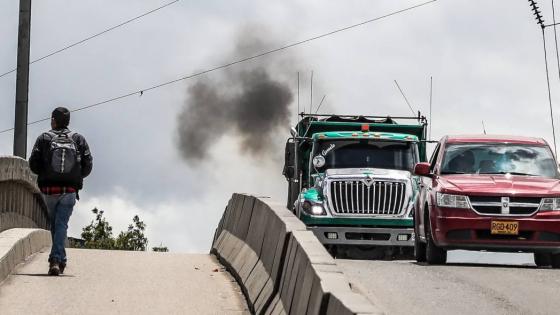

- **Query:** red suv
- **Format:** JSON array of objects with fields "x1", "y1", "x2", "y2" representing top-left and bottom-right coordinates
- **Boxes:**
[{"x1": 414, "y1": 135, "x2": 560, "y2": 267}]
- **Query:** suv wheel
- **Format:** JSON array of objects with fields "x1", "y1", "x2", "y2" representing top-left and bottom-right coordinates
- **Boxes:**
[
  {"x1": 551, "y1": 253, "x2": 560, "y2": 269},
  {"x1": 414, "y1": 227, "x2": 426, "y2": 263},
  {"x1": 425, "y1": 212, "x2": 446, "y2": 265},
  {"x1": 534, "y1": 253, "x2": 552, "y2": 267}
]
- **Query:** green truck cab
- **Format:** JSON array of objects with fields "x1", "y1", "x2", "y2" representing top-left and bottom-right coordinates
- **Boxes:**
[{"x1": 283, "y1": 114, "x2": 427, "y2": 254}]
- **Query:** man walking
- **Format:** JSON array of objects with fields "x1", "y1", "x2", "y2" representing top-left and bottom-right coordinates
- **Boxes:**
[{"x1": 29, "y1": 107, "x2": 93, "y2": 276}]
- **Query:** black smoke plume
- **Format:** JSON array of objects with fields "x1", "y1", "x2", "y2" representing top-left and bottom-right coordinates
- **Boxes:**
[{"x1": 176, "y1": 36, "x2": 294, "y2": 162}]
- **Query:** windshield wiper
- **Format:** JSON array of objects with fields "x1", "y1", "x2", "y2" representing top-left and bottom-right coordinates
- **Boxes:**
[
  {"x1": 479, "y1": 171, "x2": 538, "y2": 176},
  {"x1": 440, "y1": 171, "x2": 467, "y2": 175}
]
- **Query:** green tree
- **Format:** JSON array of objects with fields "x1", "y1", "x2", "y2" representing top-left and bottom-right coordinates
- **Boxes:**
[
  {"x1": 115, "y1": 215, "x2": 148, "y2": 251},
  {"x1": 81, "y1": 208, "x2": 115, "y2": 249},
  {"x1": 152, "y1": 243, "x2": 169, "y2": 252}
]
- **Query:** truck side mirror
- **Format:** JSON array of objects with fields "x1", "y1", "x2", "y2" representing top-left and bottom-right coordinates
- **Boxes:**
[
  {"x1": 283, "y1": 139, "x2": 296, "y2": 179},
  {"x1": 290, "y1": 127, "x2": 298, "y2": 138},
  {"x1": 414, "y1": 162, "x2": 432, "y2": 176},
  {"x1": 284, "y1": 166, "x2": 295, "y2": 179}
]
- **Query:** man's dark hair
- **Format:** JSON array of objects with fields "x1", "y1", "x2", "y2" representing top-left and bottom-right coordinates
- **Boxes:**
[{"x1": 52, "y1": 107, "x2": 70, "y2": 128}]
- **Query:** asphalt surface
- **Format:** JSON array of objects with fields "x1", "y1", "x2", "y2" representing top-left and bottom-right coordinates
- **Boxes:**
[
  {"x1": 0, "y1": 248, "x2": 248, "y2": 315},
  {"x1": 338, "y1": 251, "x2": 560, "y2": 315}
]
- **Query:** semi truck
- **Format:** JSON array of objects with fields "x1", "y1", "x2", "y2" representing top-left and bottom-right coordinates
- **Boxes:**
[{"x1": 283, "y1": 113, "x2": 428, "y2": 257}]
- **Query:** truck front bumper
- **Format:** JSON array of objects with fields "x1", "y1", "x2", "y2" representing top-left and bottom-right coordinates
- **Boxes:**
[{"x1": 308, "y1": 226, "x2": 414, "y2": 246}]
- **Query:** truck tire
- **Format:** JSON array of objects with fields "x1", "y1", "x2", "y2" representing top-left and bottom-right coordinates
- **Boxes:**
[
  {"x1": 326, "y1": 245, "x2": 339, "y2": 258},
  {"x1": 551, "y1": 253, "x2": 560, "y2": 269},
  {"x1": 425, "y1": 211, "x2": 446, "y2": 265},
  {"x1": 534, "y1": 253, "x2": 552, "y2": 267}
]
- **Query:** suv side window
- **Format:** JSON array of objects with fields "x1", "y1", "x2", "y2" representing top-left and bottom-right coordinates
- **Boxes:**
[{"x1": 429, "y1": 143, "x2": 441, "y2": 172}]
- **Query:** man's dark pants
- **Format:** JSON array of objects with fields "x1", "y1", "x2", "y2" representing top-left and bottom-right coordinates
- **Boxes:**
[{"x1": 44, "y1": 193, "x2": 76, "y2": 263}]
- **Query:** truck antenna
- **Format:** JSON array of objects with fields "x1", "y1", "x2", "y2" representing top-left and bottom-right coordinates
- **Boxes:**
[
  {"x1": 310, "y1": 70, "x2": 314, "y2": 114},
  {"x1": 429, "y1": 76, "x2": 433, "y2": 140},
  {"x1": 315, "y1": 95, "x2": 326, "y2": 114},
  {"x1": 394, "y1": 80, "x2": 416, "y2": 116},
  {"x1": 297, "y1": 71, "x2": 300, "y2": 122},
  {"x1": 482, "y1": 120, "x2": 487, "y2": 135}
]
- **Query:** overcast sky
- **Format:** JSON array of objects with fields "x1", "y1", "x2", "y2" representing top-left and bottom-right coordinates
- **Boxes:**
[{"x1": 1, "y1": 0, "x2": 559, "y2": 252}]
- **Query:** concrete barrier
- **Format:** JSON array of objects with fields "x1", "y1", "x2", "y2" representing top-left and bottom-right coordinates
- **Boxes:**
[
  {"x1": 0, "y1": 156, "x2": 49, "y2": 232},
  {"x1": 211, "y1": 194, "x2": 382, "y2": 315},
  {"x1": 0, "y1": 228, "x2": 51, "y2": 284}
]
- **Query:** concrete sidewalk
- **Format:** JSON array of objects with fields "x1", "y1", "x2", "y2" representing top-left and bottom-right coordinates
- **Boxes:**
[{"x1": 0, "y1": 248, "x2": 249, "y2": 315}]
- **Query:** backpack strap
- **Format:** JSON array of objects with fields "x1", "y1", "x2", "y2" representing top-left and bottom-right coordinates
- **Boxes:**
[
  {"x1": 48, "y1": 129, "x2": 73, "y2": 138},
  {"x1": 65, "y1": 132, "x2": 80, "y2": 155}
]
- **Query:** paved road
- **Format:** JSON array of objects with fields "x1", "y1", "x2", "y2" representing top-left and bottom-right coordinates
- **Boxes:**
[
  {"x1": 338, "y1": 251, "x2": 560, "y2": 315},
  {"x1": 0, "y1": 248, "x2": 248, "y2": 315}
]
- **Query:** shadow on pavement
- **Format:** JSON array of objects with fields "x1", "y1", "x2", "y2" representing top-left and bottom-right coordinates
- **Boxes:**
[
  {"x1": 410, "y1": 261, "x2": 538, "y2": 269},
  {"x1": 14, "y1": 273, "x2": 75, "y2": 277}
]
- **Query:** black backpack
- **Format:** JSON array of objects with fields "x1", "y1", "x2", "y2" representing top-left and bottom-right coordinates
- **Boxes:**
[{"x1": 45, "y1": 130, "x2": 82, "y2": 184}]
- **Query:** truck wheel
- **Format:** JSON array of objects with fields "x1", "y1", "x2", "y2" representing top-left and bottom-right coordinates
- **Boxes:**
[
  {"x1": 326, "y1": 245, "x2": 339, "y2": 258},
  {"x1": 425, "y1": 212, "x2": 446, "y2": 265},
  {"x1": 534, "y1": 253, "x2": 552, "y2": 267},
  {"x1": 414, "y1": 233, "x2": 426, "y2": 263},
  {"x1": 551, "y1": 253, "x2": 560, "y2": 269},
  {"x1": 400, "y1": 247, "x2": 415, "y2": 260}
]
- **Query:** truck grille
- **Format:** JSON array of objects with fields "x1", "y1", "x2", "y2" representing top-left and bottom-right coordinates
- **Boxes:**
[{"x1": 328, "y1": 180, "x2": 407, "y2": 215}]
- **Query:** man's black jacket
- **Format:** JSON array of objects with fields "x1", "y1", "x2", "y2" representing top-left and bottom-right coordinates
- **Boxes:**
[{"x1": 29, "y1": 128, "x2": 93, "y2": 190}]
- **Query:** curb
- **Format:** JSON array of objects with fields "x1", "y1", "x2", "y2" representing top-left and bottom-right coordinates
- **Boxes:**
[{"x1": 0, "y1": 228, "x2": 52, "y2": 284}]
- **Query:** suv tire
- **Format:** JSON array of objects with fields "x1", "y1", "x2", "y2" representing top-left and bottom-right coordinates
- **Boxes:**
[
  {"x1": 414, "y1": 226, "x2": 426, "y2": 262},
  {"x1": 551, "y1": 253, "x2": 560, "y2": 269},
  {"x1": 425, "y1": 212, "x2": 446, "y2": 265},
  {"x1": 534, "y1": 253, "x2": 552, "y2": 267}
]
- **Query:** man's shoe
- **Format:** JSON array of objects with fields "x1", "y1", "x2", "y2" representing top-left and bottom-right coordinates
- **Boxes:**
[
  {"x1": 48, "y1": 262, "x2": 60, "y2": 276},
  {"x1": 59, "y1": 262, "x2": 66, "y2": 274}
]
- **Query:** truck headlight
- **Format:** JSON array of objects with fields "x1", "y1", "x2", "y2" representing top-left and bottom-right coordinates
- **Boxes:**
[
  {"x1": 436, "y1": 193, "x2": 470, "y2": 209},
  {"x1": 539, "y1": 198, "x2": 560, "y2": 211},
  {"x1": 302, "y1": 201, "x2": 326, "y2": 215}
]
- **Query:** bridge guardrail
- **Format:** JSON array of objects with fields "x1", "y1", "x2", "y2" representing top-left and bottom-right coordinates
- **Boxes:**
[
  {"x1": 211, "y1": 193, "x2": 381, "y2": 315},
  {"x1": 0, "y1": 156, "x2": 49, "y2": 233}
]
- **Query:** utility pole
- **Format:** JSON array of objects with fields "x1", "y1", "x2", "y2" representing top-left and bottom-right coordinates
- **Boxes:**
[{"x1": 13, "y1": 0, "x2": 32, "y2": 158}]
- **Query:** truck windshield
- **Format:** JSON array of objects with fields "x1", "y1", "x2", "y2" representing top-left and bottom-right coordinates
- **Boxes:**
[
  {"x1": 440, "y1": 143, "x2": 560, "y2": 178},
  {"x1": 312, "y1": 139, "x2": 418, "y2": 172}
]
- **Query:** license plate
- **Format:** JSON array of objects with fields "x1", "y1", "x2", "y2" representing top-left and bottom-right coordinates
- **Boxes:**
[{"x1": 491, "y1": 221, "x2": 519, "y2": 235}]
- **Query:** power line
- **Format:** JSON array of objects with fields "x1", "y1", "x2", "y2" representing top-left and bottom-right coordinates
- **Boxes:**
[
  {"x1": 0, "y1": 0, "x2": 437, "y2": 135},
  {"x1": 0, "y1": 0, "x2": 179, "y2": 79},
  {"x1": 528, "y1": 0, "x2": 558, "y2": 156},
  {"x1": 542, "y1": 28, "x2": 558, "y2": 156},
  {"x1": 553, "y1": 0, "x2": 560, "y2": 83}
]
